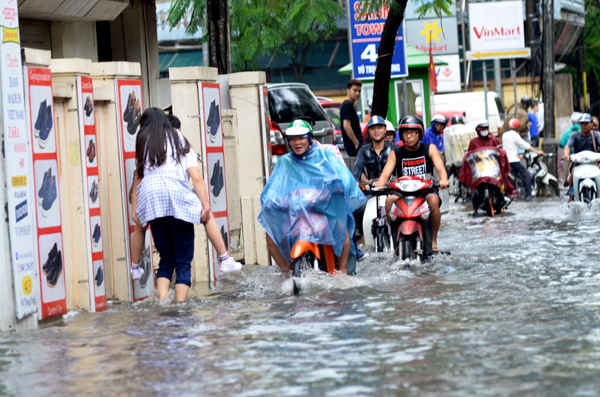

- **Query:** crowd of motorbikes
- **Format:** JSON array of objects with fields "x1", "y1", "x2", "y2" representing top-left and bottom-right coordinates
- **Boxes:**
[{"x1": 281, "y1": 123, "x2": 600, "y2": 295}]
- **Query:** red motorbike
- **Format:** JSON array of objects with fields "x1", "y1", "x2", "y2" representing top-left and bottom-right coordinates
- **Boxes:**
[{"x1": 387, "y1": 176, "x2": 434, "y2": 263}]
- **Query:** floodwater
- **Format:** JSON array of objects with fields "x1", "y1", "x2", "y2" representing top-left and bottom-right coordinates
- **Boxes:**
[{"x1": 2, "y1": 197, "x2": 600, "y2": 396}]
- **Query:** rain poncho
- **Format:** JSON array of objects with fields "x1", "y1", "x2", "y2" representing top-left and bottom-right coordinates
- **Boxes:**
[
  {"x1": 258, "y1": 145, "x2": 366, "y2": 263},
  {"x1": 459, "y1": 146, "x2": 515, "y2": 195}
]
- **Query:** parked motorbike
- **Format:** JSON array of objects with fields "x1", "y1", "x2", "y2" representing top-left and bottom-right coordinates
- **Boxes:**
[
  {"x1": 361, "y1": 185, "x2": 393, "y2": 254},
  {"x1": 387, "y1": 176, "x2": 434, "y2": 262},
  {"x1": 462, "y1": 147, "x2": 511, "y2": 216},
  {"x1": 570, "y1": 150, "x2": 600, "y2": 205},
  {"x1": 524, "y1": 151, "x2": 560, "y2": 197}
]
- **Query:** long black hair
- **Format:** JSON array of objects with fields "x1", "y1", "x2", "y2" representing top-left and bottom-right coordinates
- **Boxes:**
[{"x1": 135, "y1": 107, "x2": 190, "y2": 179}]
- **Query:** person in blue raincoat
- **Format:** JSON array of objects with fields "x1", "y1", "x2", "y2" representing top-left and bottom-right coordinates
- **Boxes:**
[
  {"x1": 423, "y1": 114, "x2": 448, "y2": 155},
  {"x1": 258, "y1": 119, "x2": 366, "y2": 274}
]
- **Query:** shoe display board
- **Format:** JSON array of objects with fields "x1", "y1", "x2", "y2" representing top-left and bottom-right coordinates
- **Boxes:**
[
  {"x1": 0, "y1": 2, "x2": 38, "y2": 320},
  {"x1": 114, "y1": 79, "x2": 153, "y2": 301},
  {"x1": 198, "y1": 81, "x2": 230, "y2": 283},
  {"x1": 24, "y1": 66, "x2": 67, "y2": 319},
  {"x1": 76, "y1": 76, "x2": 107, "y2": 312}
]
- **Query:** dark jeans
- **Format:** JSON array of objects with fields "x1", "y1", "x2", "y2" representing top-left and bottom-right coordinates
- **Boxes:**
[
  {"x1": 510, "y1": 161, "x2": 532, "y2": 198},
  {"x1": 149, "y1": 216, "x2": 195, "y2": 286}
]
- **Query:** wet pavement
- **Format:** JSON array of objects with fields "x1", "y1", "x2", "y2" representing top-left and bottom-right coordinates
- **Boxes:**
[{"x1": 2, "y1": 196, "x2": 600, "y2": 396}]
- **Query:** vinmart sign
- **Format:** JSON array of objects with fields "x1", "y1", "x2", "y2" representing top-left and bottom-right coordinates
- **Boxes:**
[
  {"x1": 347, "y1": 0, "x2": 407, "y2": 80},
  {"x1": 468, "y1": 1, "x2": 525, "y2": 52}
]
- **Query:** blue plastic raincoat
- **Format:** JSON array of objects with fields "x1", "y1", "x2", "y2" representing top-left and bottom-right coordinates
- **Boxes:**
[{"x1": 258, "y1": 145, "x2": 366, "y2": 263}]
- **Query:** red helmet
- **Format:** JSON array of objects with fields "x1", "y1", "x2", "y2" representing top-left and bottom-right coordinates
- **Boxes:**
[{"x1": 508, "y1": 118, "x2": 520, "y2": 130}]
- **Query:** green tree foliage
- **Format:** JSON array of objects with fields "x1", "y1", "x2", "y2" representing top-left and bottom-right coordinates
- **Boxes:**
[{"x1": 168, "y1": 0, "x2": 342, "y2": 76}]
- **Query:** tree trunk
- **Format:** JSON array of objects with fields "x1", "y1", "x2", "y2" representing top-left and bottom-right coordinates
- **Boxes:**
[
  {"x1": 371, "y1": 0, "x2": 407, "y2": 118},
  {"x1": 206, "y1": 0, "x2": 231, "y2": 74}
]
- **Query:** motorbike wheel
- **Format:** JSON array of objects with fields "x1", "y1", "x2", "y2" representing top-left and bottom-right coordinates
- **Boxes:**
[
  {"x1": 291, "y1": 253, "x2": 316, "y2": 295},
  {"x1": 401, "y1": 237, "x2": 416, "y2": 260},
  {"x1": 549, "y1": 179, "x2": 560, "y2": 196},
  {"x1": 581, "y1": 186, "x2": 596, "y2": 204},
  {"x1": 375, "y1": 226, "x2": 392, "y2": 253}
]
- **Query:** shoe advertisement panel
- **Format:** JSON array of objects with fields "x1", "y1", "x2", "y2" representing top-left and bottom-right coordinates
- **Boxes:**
[
  {"x1": 76, "y1": 76, "x2": 107, "y2": 312},
  {"x1": 198, "y1": 82, "x2": 230, "y2": 283},
  {"x1": 114, "y1": 79, "x2": 153, "y2": 301},
  {"x1": 1, "y1": 3, "x2": 38, "y2": 319}
]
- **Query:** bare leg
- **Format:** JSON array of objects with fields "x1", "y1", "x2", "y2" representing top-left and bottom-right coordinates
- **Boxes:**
[
  {"x1": 156, "y1": 277, "x2": 170, "y2": 301},
  {"x1": 174, "y1": 284, "x2": 189, "y2": 302},
  {"x1": 337, "y1": 233, "x2": 350, "y2": 274},
  {"x1": 266, "y1": 235, "x2": 289, "y2": 273},
  {"x1": 131, "y1": 221, "x2": 145, "y2": 264},
  {"x1": 427, "y1": 193, "x2": 441, "y2": 252},
  {"x1": 203, "y1": 212, "x2": 227, "y2": 255}
]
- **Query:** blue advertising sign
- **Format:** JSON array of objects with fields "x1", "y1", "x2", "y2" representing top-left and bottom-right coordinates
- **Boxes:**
[{"x1": 347, "y1": 0, "x2": 407, "y2": 80}]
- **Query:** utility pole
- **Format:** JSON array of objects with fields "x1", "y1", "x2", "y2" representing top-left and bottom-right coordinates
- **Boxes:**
[{"x1": 542, "y1": 0, "x2": 554, "y2": 141}]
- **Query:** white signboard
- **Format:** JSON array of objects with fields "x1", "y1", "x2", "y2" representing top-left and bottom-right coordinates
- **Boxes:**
[
  {"x1": 434, "y1": 54, "x2": 461, "y2": 93},
  {"x1": 468, "y1": 1, "x2": 525, "y2": 52},
  {"x1": 0, "y1": 0, "x2": 37, "y2": 319}
]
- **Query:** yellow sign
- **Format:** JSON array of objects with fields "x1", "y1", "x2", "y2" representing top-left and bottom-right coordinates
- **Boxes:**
[
  {"x1": 22, "y1": 275, "x2": 32, "y2": 295},
  {"x1": 467, "y1": 48, "x2": 531, "y2": 61},
  {"x1": 11, "y1": 175, "x2": 26, "y2": 187},
  {"x1": 2, "y1": 26, "x2": 19, "y2": 43}
]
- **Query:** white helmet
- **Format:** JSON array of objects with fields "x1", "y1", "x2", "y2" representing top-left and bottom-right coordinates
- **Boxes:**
[
  {"x1": 384, "y1": 120, "x2": 395, "y2": 133},
  {"x1": 570, "y1": 112, "x2": 582, "y2": 124}
]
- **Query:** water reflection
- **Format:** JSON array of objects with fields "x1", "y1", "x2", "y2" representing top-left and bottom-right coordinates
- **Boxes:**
[{"x1": 2, "y1": 198, "x2": 600, "y2": 395}]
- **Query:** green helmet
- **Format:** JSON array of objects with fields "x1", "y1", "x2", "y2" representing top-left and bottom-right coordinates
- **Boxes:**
[{"x1": 286, "y1": 119, "x2": 313, "y2": 138}]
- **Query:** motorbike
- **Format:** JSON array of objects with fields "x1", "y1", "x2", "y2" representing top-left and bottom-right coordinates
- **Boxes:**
[
  {"x1": 290, "y1": 239, "x2": 336, "y2": 295},
  {"x1": 570, "y1": 150, "x2": 600, "y2": 205},
  {"x1": 282, "y1": 188, "x2": 339, "y2": 295},
  {"x1": 519, "y1": 151, "x2": 560, "y2": 197},
  {"x1": 461, "y1": 147, "x2": 511, "y2": 216},
  {"x1": 387, "y1": 176, "x2": 434, "y2": 262},
  {"x1": 361, "y1": 185, "x2": 393, "y2": 254}
]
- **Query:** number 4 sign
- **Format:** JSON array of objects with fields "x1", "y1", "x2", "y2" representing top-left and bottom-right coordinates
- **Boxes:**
[{"x1": 347, "y1": 0, "x2": 407, "y2": 80}]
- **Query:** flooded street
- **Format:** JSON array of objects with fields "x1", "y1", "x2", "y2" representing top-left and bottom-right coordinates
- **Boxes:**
[{"x1": 2, "y1": 197, "x2": 600, "y2": 396}]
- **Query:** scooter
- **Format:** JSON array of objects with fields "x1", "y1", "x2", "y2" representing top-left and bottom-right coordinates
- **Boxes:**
[
  {"x1": 570, "y1": 150, "x2": 600, "y2": 205},
  {"x1": 290, "y1": 238, "x2": 336, "y2": 295},
  {"x1": 387, "y1": 176, "x2": 433, "y2": 262},
  {"x1": 524, "y1": 151, "x2": 560, "y2": 197},
  {"x1": 361, "y1": 185, "x2": 393, "y2": 253}
]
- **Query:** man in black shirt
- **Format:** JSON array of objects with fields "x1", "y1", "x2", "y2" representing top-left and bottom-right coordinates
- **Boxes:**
[{"x1": 340, "y1": 79, "x2": 364, "y2": 157}]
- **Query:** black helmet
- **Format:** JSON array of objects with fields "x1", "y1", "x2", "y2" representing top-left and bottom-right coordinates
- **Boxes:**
[
  {"x1": 451, "y1": 115, "x2": 464, "y2": 125},
  {"x1": 398, "y1": 115, "x2": 424, "y2": 141},
  {"x1": 520, "y1": 95, "x2": 533, "y2": 109}
]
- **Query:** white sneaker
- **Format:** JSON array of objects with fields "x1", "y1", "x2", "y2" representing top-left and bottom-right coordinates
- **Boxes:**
[
  {"x1": 219, "y1": 256, "x2": 242, "y2": 273},
  {"x1": 131, "y1": 264, "x2": 144, "y2": 280}
]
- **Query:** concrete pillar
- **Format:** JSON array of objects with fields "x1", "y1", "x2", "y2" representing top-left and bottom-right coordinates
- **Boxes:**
[
  {"x1": 110, "y1": 0, "x2": 159, "y2": 108},
  {"x1": 91, "y1": 61, "x2": 148, "y2": 302},
  {"x1": 50, "y1": 21, "x2": 98, "y2": 61},
  {"x1": 50, "y1": 58, "x2": 106, "y2": 312},
  {"x1": 169, "y1": 66, "x2": 218, "y2": 282},
  {"x1": 23, "y1": 48, "x2": 69, "y2": 321},
  {"x1": 228, "y1": 72, "x2": 269, "y2": 266}
]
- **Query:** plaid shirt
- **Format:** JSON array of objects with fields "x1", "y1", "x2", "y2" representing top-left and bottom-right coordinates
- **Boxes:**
[{"x1": 136, "y1": 138, "x2": 203, "y2": 226}]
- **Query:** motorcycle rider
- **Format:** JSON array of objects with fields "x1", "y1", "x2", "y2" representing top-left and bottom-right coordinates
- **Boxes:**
[
  {"x1": 562, "y1": 113, "x2": 600, "y2": 195},
  {"x1": 352, "y1": 115, "x2": 395, "y2": 252},
  {"x1": 460, "y1": 120, "x2": 515, "y2": 206},
  {"x1": 374, "y1": 115, "x2": 448, "y2": 255},
  {"x1": 502, "y1": 118, "x2": 544, "y2": 201},
  {"x1": 258, "y1": 119, "x2": 365, "y2": 274},
  {"x1": 423, "y1": 114, "x2": 448, "y2": 155}
]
